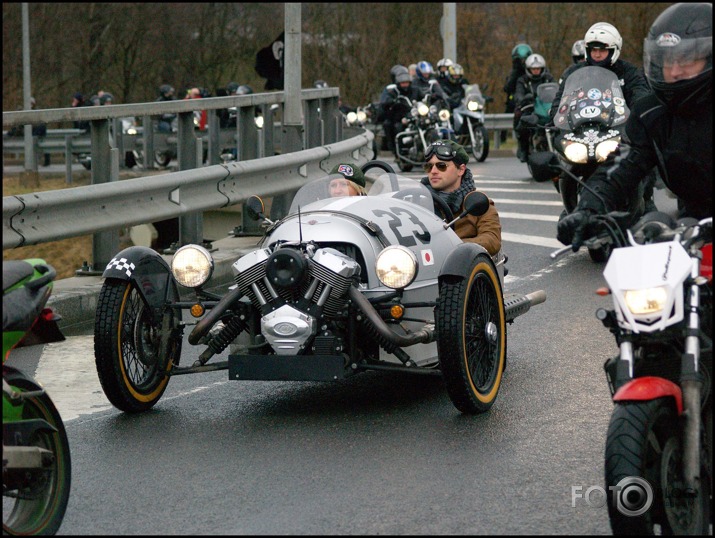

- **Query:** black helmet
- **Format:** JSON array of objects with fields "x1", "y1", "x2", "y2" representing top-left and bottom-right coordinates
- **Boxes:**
[
  {"x1": 643, "y1": 2, "x2": 712, "y2": 109},
  {"x1": 226, "y1": 81, "x2": 239, "y2": 94},
  {"x1": 159, "y1": 84, "x2": 174, "y2": 97}
]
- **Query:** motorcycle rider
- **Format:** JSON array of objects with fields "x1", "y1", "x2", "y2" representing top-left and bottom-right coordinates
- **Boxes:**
[
  {"x1": 557, "y1": 2, "x2": 712, "y2": 249},
  {"x1": 436, "y1": 58, "x2": 454, "y2": 81},
  {"x1": 504, "y1": 43, "x2": 533, "y2": 115},
  {"x1": 571, "y1": 40, "x2": 587, "y2": 64},
  {"x1": 439, "y1": 63, "x2": 470, "y2": 111},
  {"x1": 513, "y1": 53, "x2": 555, "y2": 162},
  {"x1": 420, "y1": 140, "x2": 502, "y2": 256},
  {"x1": 380, "y1": 65, "x2": 419, "y2": 153},
  {"x1": 412, "y1": 60, "x2": 448, "y2": 105},
  {"x1": 156, "y1": 84, "x2": 176, "y2": 133},
  {"x1": 328, "y1": 163, "x2": 367, "y2": 197}
]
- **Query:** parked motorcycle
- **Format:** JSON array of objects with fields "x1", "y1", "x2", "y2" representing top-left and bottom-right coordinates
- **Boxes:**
[
  {"x1": 554, "y1": 211, "x2": 712, "y2": 534},
  {"x1": 3, "y1": 259, "x2": 71, "y2": 535},
  {"x1": 452, "y1": 84, "x2": 490, "y2": 162},
  {"x1": 517, "y1": 81, "x2": 559, "y2": 184},
  {"x1": 395, "y1": 95, "x2": 453, "y2": 172}
]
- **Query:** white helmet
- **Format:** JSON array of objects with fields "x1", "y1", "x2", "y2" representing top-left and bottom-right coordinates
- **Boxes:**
[
  {"x1": 525, "y1": 53, "x2": 546, "y2": 80},
  {"x1": 571, "y1": 40, "x2": 586, "y2": 63},
  {"x1": 584, "y1": 22, "x2": 622, "y2": 65},
  {"x1": 436, "y1": 58, "x2": 454, "y2": 69}
]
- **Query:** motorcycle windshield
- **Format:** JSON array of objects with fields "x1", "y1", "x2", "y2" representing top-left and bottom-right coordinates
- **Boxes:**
[
  {"x1": 288, "y1": 172, "x2": 436, "y2": 215},
  {"x1": 552, "y1": 66, "x2": 629, "y2": 131},
  {"x1": 463, "y1": 85, "x2": 485, "y2": 104},
  {"x1": 534, "y1": 82, "x2": 559, "y2": 121}
]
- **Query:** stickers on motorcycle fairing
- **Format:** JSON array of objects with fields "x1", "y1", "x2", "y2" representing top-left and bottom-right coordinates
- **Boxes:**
[
  {"x1": 577, "y1": 90, "x2": 585, "y2": 99},
  {"x1": 106, "y1": 257, "x2": 136, "y2": 277},
  {"x1": 560, "y1": 105, "x2": 567, "y2": 114},
  {"x1": 601, "y1": 111, "x2": 610, "y2": 120},
  {"x1": 602, "y1": 101, "x2": 612, "y2": 108},
  {"x1": 580, "y1": 106, "x2": 601, "y2": 118},
  {"x1": 603, "y1": 89, "x2": 612, "y2": 98},
  {"x1": 615, "y1": 106, "x2": 625, "y2": 116},
  {"x1": 587, "y1": 88, "x2": 602, "y2": 100},
  {"x1": 613, "y1": 97, "x2": 624, "y2": 107},
  {"x1": 593, "y1": 100, "x2": 601, "y2": 106}
]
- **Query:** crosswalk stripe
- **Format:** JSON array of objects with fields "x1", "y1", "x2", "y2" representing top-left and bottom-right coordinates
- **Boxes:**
[
  {"x1": 499, "y1": 212, "x2": 559, "y2": 222},
  {"x1": 502, "y1": 232, "x2": 562, "y2": 248},
  {"x1": 493, "y1": 198, "x2": 564, "y2": 206}
]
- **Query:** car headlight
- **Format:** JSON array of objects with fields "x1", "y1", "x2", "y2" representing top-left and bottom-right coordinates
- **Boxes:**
[
  {"x1": 171, "y1": 244, "x2": 214, "y2": 288},
  {"x1": 563, "y1": 141, "x2": 588, "y2": 163},
  {"x1": 595, "y1": 139, "x2": 619, "y2": 162},
  {"x1": 375, "y1": 246, "x2": 418, "y2": 289},
  {"x1": 467, "y1": 100, "x2": 482, "y2": 111},
  {"x1": 417, "y1": 103, "x2": 429, "y2": 116},
  {"x1": 438, "y1": 109, "x2": 450, "y2": 122},
  {"x1": 624, "y1": 287, "x2": 668, "y2": 315},
  {"x1": 346, "y1": 111, "x2": 358, "y2": 125}
]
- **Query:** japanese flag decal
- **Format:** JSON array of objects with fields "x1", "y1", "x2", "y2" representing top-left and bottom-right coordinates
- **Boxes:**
[{"x1": 421, "y1": 249, "x2": 434, "y2": 266}]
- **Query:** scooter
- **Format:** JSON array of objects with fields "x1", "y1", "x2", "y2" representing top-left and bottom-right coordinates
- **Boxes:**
[{"x1": 3, "y1": 259, "x2": 71, "y2": 535}]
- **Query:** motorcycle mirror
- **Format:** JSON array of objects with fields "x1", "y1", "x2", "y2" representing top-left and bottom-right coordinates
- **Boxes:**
[
  {"x1": 246, "y1": 195, "x2": 267, "y2": 222},
  {"x1": 445, "y1": 191, "x2": 490, "y2": 228}
]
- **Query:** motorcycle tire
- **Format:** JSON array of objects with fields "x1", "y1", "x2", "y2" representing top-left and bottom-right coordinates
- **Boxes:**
[
  {"x1": 605, "y1": 398, "x2": 711, "y2": 535},
  {"x1": 94, "y1": 278, "x2": 182, "y2": 412},
  {"x1": 154, "y1": 151, "x2": 172, "y2": 168},
  {"x1": 587, "y1": 243, "x2": 612, "y2": 263},
  {"x1": 558, "y1": 175, "x2": 578, "y2": 214},
  {"x1": 3, "y1": 371, "x2": 71, "y2": 536},
  {"x1": 397, "y1": 157, "x2": 413, "y2": 173},
  {"x1": 472, "y1": 125, "x2": 490, "y2": 162},
  {"x1": 436, "y1": 252, "x2": 506, "y2": 414}
]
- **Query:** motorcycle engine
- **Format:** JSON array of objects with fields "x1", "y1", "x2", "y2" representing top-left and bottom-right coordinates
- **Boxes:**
[{"x1": 232, "y1": 246, "x2": 361, "y2": 354}]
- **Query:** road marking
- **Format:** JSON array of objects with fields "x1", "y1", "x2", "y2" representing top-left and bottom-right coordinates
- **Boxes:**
[
  {"x1": 499, "y1": 212, "x2": 559, "y2": 222},
  {"x1": 493, "y1": 198, "x2": 564, "y2": 206},
  {"x1": 502, "y1": 232, "x2": 562, "y2": 248}
]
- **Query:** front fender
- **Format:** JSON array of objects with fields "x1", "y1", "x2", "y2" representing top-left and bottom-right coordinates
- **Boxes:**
[
  {"x1": 613, "y1": 376, "x2": 683, "y2": 415},
  {"x1": 439, "y1": 242, "x2": 490, "y2": 282},
  {"x1": 101, "y1": 246, "x2": 179, "y2": 319}
]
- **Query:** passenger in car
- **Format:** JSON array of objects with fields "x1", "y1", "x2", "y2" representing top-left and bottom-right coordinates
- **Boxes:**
[
  {"x1": 329, "y1": 163, "x2": 367, "y2": 196},
  {"x1": 421, "y1": 140, "x2": 502, "y2": 255}
]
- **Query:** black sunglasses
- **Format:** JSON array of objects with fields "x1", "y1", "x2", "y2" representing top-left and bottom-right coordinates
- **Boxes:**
[
  {"x1": 423, "y1": 161, "x2": 451, "y2": 172},
  {"x1": 424, "y1": 143, "x2": 457, "y2": 161}
]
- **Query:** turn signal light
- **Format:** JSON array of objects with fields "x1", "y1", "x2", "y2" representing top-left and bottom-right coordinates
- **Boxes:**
[
  {"x1": 390, "y1": 305, "x2": 404, "y2": 320},
  {"x1": 596, "y1": 287, "x2": 611, "y2": 296},
  {"x1": 190, "y1": 303, "x2": 206, "y2": 318}
]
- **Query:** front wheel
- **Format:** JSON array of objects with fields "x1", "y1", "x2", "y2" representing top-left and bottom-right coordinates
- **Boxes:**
[
  {"x1": 94, "y1": 279, "x2": 182, "y2": 412},
  {"x1": 605, "y1": 399, "x2": 711, "y2": 535},
  {"x1": 559, "y1": 175, "x2": 578, "y2": 214},
  {"x1": 3, "y1": 371, "x2": 71, "y2": 535},
  {"x1": 470, "y1": 123, "x2": 489, "y2": 162},
  {"x1": 436, "y1": 253, "x2": 506, "y2": 414}
]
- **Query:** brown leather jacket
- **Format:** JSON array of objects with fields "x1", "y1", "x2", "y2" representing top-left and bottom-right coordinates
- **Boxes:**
[{"x1": 453, "y1": 196, "x2": 502, "y2": 256}]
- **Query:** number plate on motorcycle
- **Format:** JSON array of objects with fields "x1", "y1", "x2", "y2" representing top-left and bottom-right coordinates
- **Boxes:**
[{"x1": 228, "y1": 354, "x2": 347, "y2": 381}]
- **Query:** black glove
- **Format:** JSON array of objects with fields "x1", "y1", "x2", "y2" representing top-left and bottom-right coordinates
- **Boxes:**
[{"x1": 557, "y1": 209, "x2": 595, "y2": 251}]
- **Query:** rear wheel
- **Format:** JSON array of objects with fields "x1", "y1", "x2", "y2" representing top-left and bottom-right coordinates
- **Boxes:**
[
  {"x1": 94, "y1": 279, "x2": 182, "y2": 412},
  {"x1": 436, "y1": 253, "x2": 506, "y2": 414},
  {"x1": 3, "y1": 371, "x2": 71, "y2": 536},
  {"x1": 605, "y1": 399, "x2": 711, "y2": 535}
]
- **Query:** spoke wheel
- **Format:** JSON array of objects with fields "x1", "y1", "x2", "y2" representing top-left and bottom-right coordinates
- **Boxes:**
[
  {"x1": 472, "y1": 124, "x2": 489, "y2": 162},
  {"x1": 436, "y1": 253, "x2": 506, "y2": 414},
  {"x1": 605, "y1": 399, "x2": 710, "y2": 535},
  {"x1": 94, "y1": 279, "x2": 182, "y2": 412},
  {"x1": 3, "y1": 371, "x2": 71, "y2": 536}
]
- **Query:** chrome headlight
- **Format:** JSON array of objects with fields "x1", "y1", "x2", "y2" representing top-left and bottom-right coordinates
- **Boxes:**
[
  {"x1": 467, "y1": 100, "x2": 482, "y2": 112},
  {"x1": 171, "y1": 244, "x2": 214, "y2": 288},
  {"x1": 595, "y1": 139, "x2": 620, "y2": 162},
  {"x1": 417, "y1": 103, "x2": 429, "y2": 116},
  {"x1": 356, "y1": 110, "x2": 367, "y2": 123},
  {"x1": 563, "y1": 141, "x2": 588, "y2": 163},
  {"x1": 375, "y1": 246, "x2": 418, "y2": 289},
  {"x1": 438, "y1": 109, "x2": 451, "y2": 121},
  {"x1": 624, "y1": 287, "x2": 668, "y2": 315},
  {"x1": 346, "y1": 111, "x2": 358, "y2": 125}
]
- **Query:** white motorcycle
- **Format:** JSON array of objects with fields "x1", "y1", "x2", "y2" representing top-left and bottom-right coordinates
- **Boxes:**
[{"x1": 452, "y1": 84, "x2": 490, "y2": 162}]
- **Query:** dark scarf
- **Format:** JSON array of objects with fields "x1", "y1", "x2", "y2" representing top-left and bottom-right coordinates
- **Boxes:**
[{"x1": 421, "y1": 168, "x2": 476, "y2": 214}]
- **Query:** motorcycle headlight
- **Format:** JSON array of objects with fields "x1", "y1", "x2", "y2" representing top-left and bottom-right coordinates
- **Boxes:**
[
  {"x1": 346, "y1": 111, "x2": 358, "y2": 125},
  {"x1": 356, "y1": 110, "x2": 367, "y2": 123},
  {"x1": 126, "y1": 127, "x2": 137, "y2": 135},
  {"x1": 375, "y1": 246, "x2": 418, "y2": 289},
  {"x1": 595, "y1": 139, "x2": 620, "y2": 162},
  {"x1": 171, "y1": 244, "x2": 214, "y2": 288},
  {"x1": 468, "y1": 100, "x2": 483, "y2": 111},
  {"x1": 417, "y1": 103, "x2": 429, "y2": 116},
  {"x1": 254, "y1": 115, "x2": 265, "y2": 129},
  {"x1": 624, "y1": 287, "x2": 668, "y2": 315},
  {"x1": 438, "y1": 109, "x2": 451, "y2": 122},
  {"x1": 563, "y1": 141, "x2": 588, "y2": 163}
]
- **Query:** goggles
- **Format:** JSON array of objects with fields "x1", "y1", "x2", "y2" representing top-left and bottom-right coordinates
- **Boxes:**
[
  {"x1": 424, "y1": 142, "x2": 457, "y2": 161},
  {"x1": 423, "y1": 161, "x2": 451, "y2": 172}
]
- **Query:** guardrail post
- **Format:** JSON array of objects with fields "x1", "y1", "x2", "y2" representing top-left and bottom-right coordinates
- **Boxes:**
[
  {"x1": 321, "y1": 97, "x2": 339, "y2": 144},
  {"x1": 207, "y1": 110, "x2": 221, "y2": 165},
  {"x1": 175, "y1": 111, "x2": 204, "y2": 249},
  {"x1": 238, "y1": 106, "x2": 258, "y2": 162},
  {"x1": 261, "y1": 104, "x2": 276, "y2": 157},
  {"x1": 64, "y1": 134, "x2": 73, "y2": 184},
  {"x1": 142, "y1": 115, "x2": 155, "y2": 169},
  {"x1": 78, "y1": 119, "x2": 119, "y2": 275},
  {"x1": 304, "y1": 100, "x2": 321, "y2": 148}
]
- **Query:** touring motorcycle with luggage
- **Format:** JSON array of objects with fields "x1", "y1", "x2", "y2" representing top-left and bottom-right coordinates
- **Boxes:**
[
  {"x1": 451, "y1": 84, "x2": 490, "y2": 163},
  {"x1": 3, "y1": 259, "x2": 71, "y2": 535},
  {"x1": 554, "y1": 209, "x2": 712, "y2": 534},
  {"x1": 93, "y1": 161, "x2": 546, "y2": 416}
]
